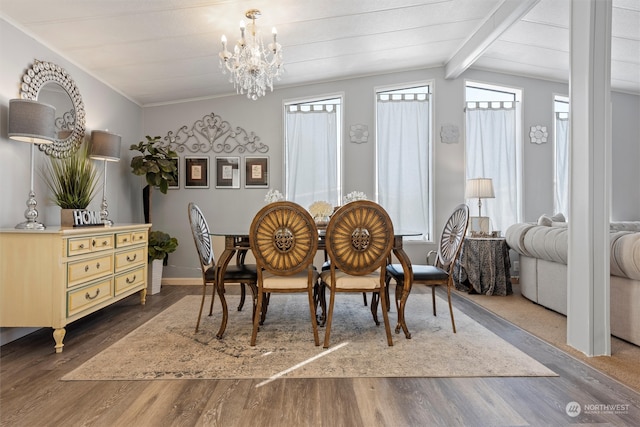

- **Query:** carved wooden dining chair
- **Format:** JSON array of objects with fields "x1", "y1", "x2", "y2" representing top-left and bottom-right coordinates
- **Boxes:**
[
  {"x1": 249, "y1": 201, "x2": 320, "y2": 346},
  {"x1": 385, "y1": 203, "x2": 469, "y2": 333},
  {"x1": 188, "y1": 202, "x2": 258, "y2": 333},
  {"x1": 319, "y1": 200, "x2": 394, "y2": 348}
]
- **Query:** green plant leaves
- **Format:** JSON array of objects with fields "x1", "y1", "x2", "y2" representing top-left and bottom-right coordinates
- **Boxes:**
[
  {"x1": 129, "y1": 135, "x2": 178, "y2": 194},
  {"x1": 42, "y1": 145, "x2": 98, "y2": 209},
  {"x1": 148, "y1": 230, "x2": 179, "y2": 263}
]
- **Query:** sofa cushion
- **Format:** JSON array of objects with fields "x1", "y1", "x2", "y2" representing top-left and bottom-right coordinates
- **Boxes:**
[
  {"x1": 523, "y1": 225, "x2": 568, "y2": 264},
  {"x1": 505, "y1": 223, "x2": 536, "y2": 256},
  {"x1": 610, "y1": 231, "x2": 640, "y2": 280}
]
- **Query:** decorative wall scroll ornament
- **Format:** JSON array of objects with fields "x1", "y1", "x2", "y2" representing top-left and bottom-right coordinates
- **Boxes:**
[
  {"x1": 529, "y1": 125, "x2": 548, "y2": 144},
  {"x1": 440, "y1": 123, "x2": 460, "y2": 144},
  {"x1": 163, "y1": 112, "x2": 269, "y2": 154},
  {"x1": 349, "y1": 124, "x2": 369, "y2": 143},
  {"x1": 19, "y1": 59, "x2": 86, "y2": 158}
]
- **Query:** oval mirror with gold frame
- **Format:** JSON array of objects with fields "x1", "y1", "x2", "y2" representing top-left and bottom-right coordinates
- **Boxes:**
[{"x1": 19, "y1": 59, "x2": 86, "y2": 158}]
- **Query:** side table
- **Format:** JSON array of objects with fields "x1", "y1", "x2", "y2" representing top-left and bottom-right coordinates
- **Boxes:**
[{"x1": 453, "y1": 237, "x2": 513, "y2": 296}]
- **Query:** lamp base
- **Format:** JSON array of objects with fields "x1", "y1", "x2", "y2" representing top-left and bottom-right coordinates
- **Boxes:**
[
  {"x1": 15, "y1": 220, "x2": 46, "y2": 230},
  {"x1": 469, "y1": 216, "x2": 490, "y2": 234}
]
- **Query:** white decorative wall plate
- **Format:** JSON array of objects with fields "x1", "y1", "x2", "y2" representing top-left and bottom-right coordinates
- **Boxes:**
[
  {"x1": 440, "y1": 123, "x2": 460, "y2": 144},
  {"x1": 530, "y1": 125, "x2": 548, "y2": 144},
  {"x1": 349, "y1": 124, "x2": 369, "y2": 143}
]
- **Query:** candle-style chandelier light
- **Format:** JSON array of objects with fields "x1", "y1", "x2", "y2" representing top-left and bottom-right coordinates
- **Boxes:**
[{"x1": 219, "y1": 9, "x2": 284, "y2": 100}]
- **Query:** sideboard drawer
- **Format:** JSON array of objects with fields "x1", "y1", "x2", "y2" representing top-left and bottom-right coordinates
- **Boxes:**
[
  {"x1": 115, "y1": 265, "x2": 146, "y2": 295},
  {"x1": 67, "y1": 234, "x2": 114, "y2": 256},
  {"x1": 67, "y1": 279, "x2": 113, "y2": 317},
  {"x1": 116, "y1": 231, "x2": 147, "y2": 248},
  {"x1": 67, "y1": 254, "x2": 114, "y2": 288},
  {"x1": 131, "y1": 231, "x2": 148, "y2": 244},
  {"x1": 115, "y1": 248, "x2": 145, "y2": 272}
]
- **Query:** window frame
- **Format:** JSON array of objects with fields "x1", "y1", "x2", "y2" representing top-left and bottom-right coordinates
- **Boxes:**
[
  {"x1": 374, "y1": 80, "x2": 434, "y2": 241},
  {"x1": 282, "y1": 93, "x2": 344, "y2": 207},
  {"x1": 464, "y1": 79, "x2": 524, "y2": 231}
]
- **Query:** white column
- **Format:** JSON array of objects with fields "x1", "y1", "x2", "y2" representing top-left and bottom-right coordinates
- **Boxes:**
[{"x1": 567, "y1": 0, "x2": 612, "y2": 356}]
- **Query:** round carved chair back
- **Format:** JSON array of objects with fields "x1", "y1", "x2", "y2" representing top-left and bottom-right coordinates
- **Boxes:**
[
  {"x1": 188, "y1": 202, "x2": 213, "y2": 268},
  {"x1": 250, "y1": 201, "x2": 319, "y2": 275},
  {"x1": 325, "y1": 200, "x2": 394, "y2": 276},
  {"x1": 437, "y1": 204, "x2": 469, "y2": 267}
]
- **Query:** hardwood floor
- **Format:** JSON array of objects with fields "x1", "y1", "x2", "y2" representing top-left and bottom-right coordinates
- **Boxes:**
[{"x1": 1, "y1": 284, "x2": 639, "y2": 426}]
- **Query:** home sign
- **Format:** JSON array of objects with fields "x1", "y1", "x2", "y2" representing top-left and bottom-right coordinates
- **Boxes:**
[{"x1": 67, "y1": 210, "x2": 104, "y2": 227}]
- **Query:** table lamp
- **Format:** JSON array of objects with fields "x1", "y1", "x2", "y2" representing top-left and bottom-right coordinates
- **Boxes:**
[
  {"x1": 465, "y1": 178, "x2": 495, "y2": 234},
  {"x1": 8, "y1": 99, "x2": 56, "y2": 230},
  {"x1": 90, "y1": 130, "x2": 121, "y2": 226}
]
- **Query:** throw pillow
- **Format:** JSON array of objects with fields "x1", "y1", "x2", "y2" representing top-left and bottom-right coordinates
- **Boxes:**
[
  {"x1": 551, "y1": 212, "x2": 566, "y2": 222},
  {"x1": 537, "y1": 214, "x2": 552, "y2": 226}
]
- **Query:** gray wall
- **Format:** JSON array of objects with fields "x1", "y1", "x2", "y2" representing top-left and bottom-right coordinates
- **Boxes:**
[
  {"x1": 0, "y1": 18, "x2": 144, "y2": 229},
  {"x1": 143, "y1": 68, "x2": 640, "y2": 280}
]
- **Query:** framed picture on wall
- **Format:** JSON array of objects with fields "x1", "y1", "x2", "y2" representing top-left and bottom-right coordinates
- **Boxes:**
[
  {"x1": 168, "y1": 157, "x2": 179, "y2": 189},
  {"x1": 245, "y1": 157, "x2": 269, "y2": 188},
  {"x1": 215, "y1": 156, "x2": 240, "y2": 189},
  {"x1": 185, "y1": 156, "x2": 209, "y2": 188}
]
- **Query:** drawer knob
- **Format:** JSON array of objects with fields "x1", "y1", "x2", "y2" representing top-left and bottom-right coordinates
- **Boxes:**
[
  {"x1": 126, "y1": 254, "x2": 137, "y2": 262},
  {"x1": 126, "y1": 275, "x2": 137, "y2": 284},
  {"x1": 84, "y1": 265, "x2": 89, "y2": 272},
  {"x1": 96, "y1": 262, "x2": 101, "y2": 269},
  {"x1": 85, "y1": 289, "x2": 100, "y2": 300},
  {"x1": 78, "y1": 243, "x2": 85, "y2": 249},
  {"x1": 92, "y1": 240, "x2": 96, "y2": 247}
]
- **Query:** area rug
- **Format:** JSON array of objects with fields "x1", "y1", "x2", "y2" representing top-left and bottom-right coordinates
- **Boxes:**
[{"x1": 62, "y1": 294, "x2": 556, "y2": 381}]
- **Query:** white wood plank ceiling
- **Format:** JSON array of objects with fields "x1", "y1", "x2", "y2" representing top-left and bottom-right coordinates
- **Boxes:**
[{"x1": 1, "y1": 0, "x2": 638, "y2": 105}]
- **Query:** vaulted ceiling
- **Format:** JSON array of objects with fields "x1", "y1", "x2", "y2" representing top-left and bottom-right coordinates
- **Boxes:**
[{"x1": 1, "y1": 0, "x2": 638, "y2": 105}]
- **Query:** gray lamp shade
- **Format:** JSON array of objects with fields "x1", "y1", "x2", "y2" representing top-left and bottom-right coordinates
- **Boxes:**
[
  {"x1": 8, "y1": 99, "x2": 56, "y2": 144},
  {"x1": 90, "y1": 130, "x2": 121, "y2": 161}
]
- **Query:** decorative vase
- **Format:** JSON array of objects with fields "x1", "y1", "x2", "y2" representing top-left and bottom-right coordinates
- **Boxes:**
[
  {"x1": 314, "y1": 216, "x2": 330, "y2": 228},
  {"x1": 148, "y1": 259, "x2": 163, "y2": 295}
]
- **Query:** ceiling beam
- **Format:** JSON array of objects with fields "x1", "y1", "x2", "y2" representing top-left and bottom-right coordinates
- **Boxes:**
[{"x1": 444, "y1": 0, "x2": 541, "y2": 79}]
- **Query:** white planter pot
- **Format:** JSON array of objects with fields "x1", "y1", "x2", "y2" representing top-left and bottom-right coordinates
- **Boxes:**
[{"x1": 148, "y1": 259, "x2": 163, "y2": 295}]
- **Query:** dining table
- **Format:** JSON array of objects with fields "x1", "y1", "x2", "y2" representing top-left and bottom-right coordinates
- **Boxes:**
[{"x1": 209, "y1": 229, "x2": 420, "y2": 340}]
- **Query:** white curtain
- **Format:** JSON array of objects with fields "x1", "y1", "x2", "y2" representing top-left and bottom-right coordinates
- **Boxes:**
[
  {"x1": 377, "y1": 94, "x2": 430, "y2": 238},
  {"x1": 465, "y1": 104, "x2": 518, "y2": 232},
  {"x1": 285, "y1": 105, "x2": 339, "y2": 208},
  {"x1": 554, "y1": 113, "x2": 570, "y2": 217}
]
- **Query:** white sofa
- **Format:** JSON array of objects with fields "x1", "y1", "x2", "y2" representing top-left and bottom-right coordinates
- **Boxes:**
[{"x1": 505, "y1": 218, "x2": 640, "y2": 346}]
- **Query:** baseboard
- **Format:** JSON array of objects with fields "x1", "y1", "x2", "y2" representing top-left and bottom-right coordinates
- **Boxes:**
[{"x1": 161, "y1": 278, "x2": 200, "y2": 286}]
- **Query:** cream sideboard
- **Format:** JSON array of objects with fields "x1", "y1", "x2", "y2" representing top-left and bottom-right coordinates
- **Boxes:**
[{"x1": 0, "y1": 224, "x2": 151, "y2": 353}]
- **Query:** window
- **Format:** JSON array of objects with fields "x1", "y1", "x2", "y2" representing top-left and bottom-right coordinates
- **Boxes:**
[
  {"x1": 465, "y1": 81, "x2": 522, "y2": 232},
  {"x1": 284, "y1": 96, "x2": 342, "y2": 208},
  {"x1": 376, "y1": 84, "x2": 432, "y2": 240},
  {"x1": 554, "y1": 95, "x2": 570, "y2": 217}
]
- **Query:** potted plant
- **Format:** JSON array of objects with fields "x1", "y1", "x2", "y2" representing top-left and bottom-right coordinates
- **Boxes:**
[
  {"x1": 147, "y1": 230, "x2": 179, "y2": 295},
  {"x1": 129, "y1": 135, "x2": 178, "y2": 223},
  {"x1": 42, "y1": 144, "x2": 99, "y2": 226}
]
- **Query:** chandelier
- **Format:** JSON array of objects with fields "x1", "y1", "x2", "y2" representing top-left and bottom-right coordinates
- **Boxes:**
[{"x1": 219, "y1": 9, "x2": 284, "y2": 100}]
